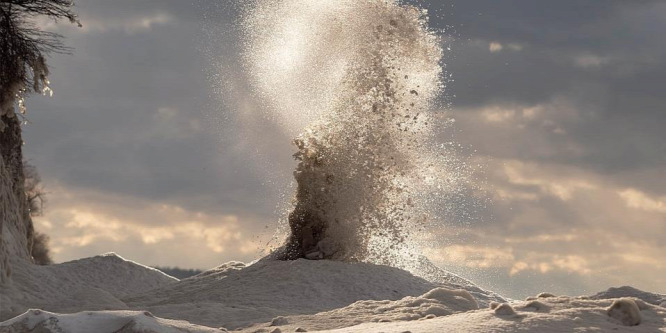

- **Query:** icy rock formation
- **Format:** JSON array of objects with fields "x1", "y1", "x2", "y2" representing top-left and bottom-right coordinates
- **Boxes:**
[{"x1": 0, "y1": 117, "x2": 34, "y2": 284}]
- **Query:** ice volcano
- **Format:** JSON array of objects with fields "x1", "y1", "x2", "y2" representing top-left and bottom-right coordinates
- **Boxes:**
[
  {"x1": 2, "y1": 0, "x2": 666, "y2": 332},
  {"x1": 243, "y1": 0, "x2": 465, "y2": 264}
]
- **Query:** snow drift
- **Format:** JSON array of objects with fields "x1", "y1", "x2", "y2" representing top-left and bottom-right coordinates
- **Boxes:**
[
  {"x1": 123, "y1": 258, "x2": 504, "y2": 329},
  {"x1": 0, "y1": 253, "x2": 177, "y2": 321},
  {"x1": 2, "y1": 254, "x2": 666, "y2": 332},
  {"x1": 0, "y1": 309, "x2": 221, "y2": 333},
  {"x1": 312, "y1": 294, "x2": 666, "y2": 333}
]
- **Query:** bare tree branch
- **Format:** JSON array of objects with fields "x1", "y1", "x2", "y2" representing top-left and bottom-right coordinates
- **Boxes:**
[{"x1": 0, "y1": 0, "x2": 78, "y2": 113}]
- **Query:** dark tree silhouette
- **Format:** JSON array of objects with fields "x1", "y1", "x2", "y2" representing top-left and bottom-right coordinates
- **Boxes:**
[
  {"x1": 23, "y1": 161, "x2": 45, "y2": 216},
  {"x1": 1, "y1": 0, "x2": 80, "y2": 111},
  {"x1": 31, "y1": 230, "x2": 52, "y2": 265},
  {"x1": 23, "y1": 162, "x2": 52, "y2": 264}
]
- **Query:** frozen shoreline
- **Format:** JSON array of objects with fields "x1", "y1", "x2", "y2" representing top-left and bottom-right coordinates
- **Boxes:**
[{"x1": 1, "y1": 253, "x2": 665, "y2": 332}]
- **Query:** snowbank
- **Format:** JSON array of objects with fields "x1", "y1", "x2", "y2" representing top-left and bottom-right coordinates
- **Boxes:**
[
  {"x1": 3, "y1": 254, "x2": 666, "y2": 332},
  {"x1": 0, "y1": 309, "x2": 222, "y2": 333},
  {"x1": 311, "y1": 294, "x2": 666, "y2": 332},
  {"x1": 0, "y1": 253, "x2": 177, "y2": 321},
  {"x1": 244, "y1": 287, "x2": 480, "y2": 332},
  {"x1": 406, "y1": 255, "x2": 505, "y2": 306},
  {"x1": 4, "y1": 288, "x2": 665, "y2": 332},
  {"x1": 590, "y1": 286, "x2": 666, "y2": 305},
  {"x1": 124, "y1": 258, "x2": 504, "y2": 329}
]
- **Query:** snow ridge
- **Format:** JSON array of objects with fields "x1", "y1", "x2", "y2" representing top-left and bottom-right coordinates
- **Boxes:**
[
  {"x1": 0, "y1": 253, "x2": 177, "y2": 321},
  {"x1": 123, "y1": 258, "x2": 505, "y2": 329},
  {"x1": 0, "y1": 309, "x2": 223, "y2": 333}
]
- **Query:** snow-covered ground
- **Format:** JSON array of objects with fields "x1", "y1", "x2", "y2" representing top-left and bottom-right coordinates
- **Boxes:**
[
  {"x1": 312, "y1": 296, "x2": 666, "y2": 332},
  {"x1": 1, "y1": 254, "x2": 665, "y2": 332},
  {"x1": 0, "y1": 253, "x2": 176, "y2": 321},
  {"x1": 0, "y1": 309, "x2": 220, "y2": 333},
  {"x1": 123, "y1": 258, "x2": 503, "y2": 329}
]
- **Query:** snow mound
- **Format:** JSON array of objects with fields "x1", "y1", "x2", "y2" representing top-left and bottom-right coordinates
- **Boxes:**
[
  {"x1": 0, "y1": 253, "x2": 177, "y2": 321},
  {"x1": 246, "y1": 287, "x2": 479, "y2": 332},
  {"x1": 190, "y1": 261, "x2": 246, "y2": 279},
  {"x1": 536, "y1": 292, "x2": 556, "y2": 298},
  {"x1": 518, "y1": 300, "x2": 549, "y2": 312},
  {"x1": 493, "y1": 303, "x2": 517, "y2": 316},
  {"x1": 2, "y1": 252, "x2": 666, "y2": 333},
  {"x1": 607, "y1": 298, "x2": 642, "y2": 326},
  {"x1": 51, "y1": 253, "x2": 177, "y2": 297},
  {"x1": 590, "y1": 286, "x2": 666, "y2": 305},
  {"x1": 0, "y1": 309, "x2": 223, "y2": 333},
  {"x1": 123, "y1": 258, "x2": 505, "y2": 329},
  {"x1": 405, "y1": 256, "x2": 505, "y2": 306},
  {"x1": 315, "y1": 295, "x2": 666, "y2": 332}
]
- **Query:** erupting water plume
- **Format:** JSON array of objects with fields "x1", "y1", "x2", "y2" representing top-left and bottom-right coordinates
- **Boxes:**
[{"x1": 242, "y1": 0, "x2": 469, "y2": 265}]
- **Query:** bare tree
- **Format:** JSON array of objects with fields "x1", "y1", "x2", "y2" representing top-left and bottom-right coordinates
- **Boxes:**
[
  {"x1": 31, "y1": 230, "x2": 52, "y2": 265},
  {"x1": 23, "y1": 161, "x2": 45, "y2": 216},
  {"x1": 1, "y1": 0, "x2": 80, "y2": 114},
  {"x1": 23, "y1": 161, "x2": 52, "y2": 264}
]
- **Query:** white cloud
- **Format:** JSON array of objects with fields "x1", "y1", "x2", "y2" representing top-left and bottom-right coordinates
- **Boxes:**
[
  {"x1": 489, "y1": 42, "x2": 503, "y2": 53},
  {"x1": 32, "y1": 184, "x2": 276, "y2": 268},
  {"x1": 43, "y1": 12, "x2": 175, "y2": 34},
  {"x1": 53, "y1": 205, "x2": 243, "y2": 253},
  {"x1": 510, "y1": 255, "x2": 591, "y2": 276},
  {"x1": 424, "y1": 245, "x2": 515, "y2": 269},
  {"x1": 574, "y1": 54, "x2": 610, "y2": 69},
  {"x1": 474, "y1": 99, "x2": 579, "y2": 128},
  {"x1": 95, "y1": 13, "x2": 171, "y2": 33},
  {"x1": 618, "y1": 189, "x2": 666, "y2": 213},
  {"x1": 488, "y1": 42, "x2": 522, "y2": 53},
  {"x1": 481, "y1": 107, "x2": 515, "y2": 122},
  {"x1": 501, "y1": 160, "x2": 596, "y2": 201},
  {"x1": 507, "y1": 43, "x2": 523, "y2": 51}
]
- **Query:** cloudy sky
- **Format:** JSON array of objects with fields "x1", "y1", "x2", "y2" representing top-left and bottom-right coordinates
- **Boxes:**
[{"x1": 23, "y1": 0, "x2": 666, "y2": 299}]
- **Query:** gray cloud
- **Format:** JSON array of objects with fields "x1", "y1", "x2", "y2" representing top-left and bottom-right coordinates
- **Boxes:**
[
  {"x1": 420, "y1": 1, "x2": 666, "y2": 192},
  {"x1": 23, "y1": 0, "x2": 288, "y2": 219}
]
